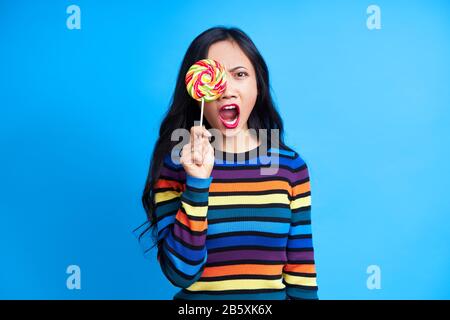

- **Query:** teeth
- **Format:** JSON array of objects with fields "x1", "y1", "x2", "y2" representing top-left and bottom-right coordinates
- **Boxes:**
[
  {"x1": 223, "y1": 105, "x2": 236, "y2": 110},
  {"x1": 223, "y1": 117, "x2": 238, "y2": 125}
]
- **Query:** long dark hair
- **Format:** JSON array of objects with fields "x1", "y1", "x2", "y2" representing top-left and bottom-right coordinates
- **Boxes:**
[{"x1": 136, "y1": 26, "x2": 286, "y2": 252}]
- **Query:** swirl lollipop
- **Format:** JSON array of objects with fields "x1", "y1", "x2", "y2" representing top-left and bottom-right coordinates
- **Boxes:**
[{"x1": 185, "y1": 59, "x2": 227, "y2": 127}]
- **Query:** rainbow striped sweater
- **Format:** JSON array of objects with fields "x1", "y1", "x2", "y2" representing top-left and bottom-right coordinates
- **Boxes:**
[{"x1": 153, "y1": 144, "x2": 318, "y2": 300}]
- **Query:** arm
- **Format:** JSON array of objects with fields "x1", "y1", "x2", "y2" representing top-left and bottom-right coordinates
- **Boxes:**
[
  {"x1": 153, "y1": 157, "x2": 213, "y2": 288},
  {"x1": 282, "y1": 155, "x2": 319, "y2": 299}
]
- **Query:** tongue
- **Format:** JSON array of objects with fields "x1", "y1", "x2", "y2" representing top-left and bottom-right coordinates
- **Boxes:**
[{"x1": 219, "y1": 109, "x2": 238, "y2": 120}]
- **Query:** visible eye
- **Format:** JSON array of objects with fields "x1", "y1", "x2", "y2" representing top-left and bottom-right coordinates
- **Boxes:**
[{"x1": 235, "y1": 71, "x2": 249, "y2": 78}]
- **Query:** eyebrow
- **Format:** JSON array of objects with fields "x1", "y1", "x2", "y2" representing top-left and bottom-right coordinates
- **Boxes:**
[{"x1": 228, "y1": 66, "x2": 248, "y2": 72}]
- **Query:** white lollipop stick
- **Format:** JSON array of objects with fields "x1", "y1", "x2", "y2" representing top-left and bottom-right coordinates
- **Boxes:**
[{"x1": 199, "y1": 98, "x2": 204, "y2": 127}]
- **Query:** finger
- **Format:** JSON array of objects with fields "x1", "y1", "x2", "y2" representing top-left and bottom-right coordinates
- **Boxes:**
[
  {"x1": 180, "y1": 143, "x2": 193, "y2": 165},
  {"x1": 201, "y1": 127, "x2": 212, "y2": 139},
  {"x1": 201, "y1": 136, "x2": 212, "y2": 160},
  {"x1": 191, "y1": 127, "x2": 204, "y2": 165},
  {"x1": 190, "y1": 126, "x2": 203, "y2": 139},
  {"x1": 203, "y1": 139, "x2": 215, "y2": 164},
  {"x1": 192, "y1": 148, "x2": 203, "y2": 165},
  {"x1": 191, "y1": 126, "x2": 211, "y2": 140},
  {"x1": 190, "y1": 126, "x2": 199, "y2": 150}
]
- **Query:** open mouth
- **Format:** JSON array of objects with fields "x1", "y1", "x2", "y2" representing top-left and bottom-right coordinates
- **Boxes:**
[{"x1": 218, "y1": 104, "x2": 240, "y2": 129}]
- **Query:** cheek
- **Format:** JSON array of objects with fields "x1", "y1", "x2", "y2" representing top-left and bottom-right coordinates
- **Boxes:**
[
  {"x1": 202, "y1": 103, "x2": 219, "y2": 123},
  {"x1": 240, "y1": 81, "x2": 258, "y2": 116}
]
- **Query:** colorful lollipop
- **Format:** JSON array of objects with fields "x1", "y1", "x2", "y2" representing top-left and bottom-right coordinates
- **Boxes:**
[{"x1": 185, "y1": 59, "x2": 227, "y2": 127}]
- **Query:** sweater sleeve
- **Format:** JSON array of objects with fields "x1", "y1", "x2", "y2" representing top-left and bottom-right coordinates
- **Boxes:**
[
  {"x1": 153, "y1": 157, "x2": 213, "y2": 288},
  {"x1": 282, "y1": 155, "x2": 319, "y2": 300}
]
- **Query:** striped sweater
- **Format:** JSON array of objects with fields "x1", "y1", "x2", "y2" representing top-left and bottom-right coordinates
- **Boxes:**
[{"x1": 152, "y1": 144, "x2": 318, "y2": 300}]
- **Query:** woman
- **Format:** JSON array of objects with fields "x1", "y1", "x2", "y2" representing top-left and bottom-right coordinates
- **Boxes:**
[{"x1": 136, "y1": 26, "x2": 319, "y2": 300}]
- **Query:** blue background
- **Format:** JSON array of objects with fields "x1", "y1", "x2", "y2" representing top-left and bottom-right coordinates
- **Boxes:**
[{"x1": 1, "y1": 0, "x2": 449, "y2": 299}]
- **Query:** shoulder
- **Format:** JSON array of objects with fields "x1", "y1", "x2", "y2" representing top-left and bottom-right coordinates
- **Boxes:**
[
  {"x1": 268, "y1": 143, "x2": 309, "y2": 171},
  {"x1": 270, "y1": 145, "x2": 312, "y2": 192}
]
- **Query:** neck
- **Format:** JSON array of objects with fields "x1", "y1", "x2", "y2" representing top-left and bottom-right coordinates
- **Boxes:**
[{"x1": 220, "y1": 127, "x2": 260, "y2": 153}]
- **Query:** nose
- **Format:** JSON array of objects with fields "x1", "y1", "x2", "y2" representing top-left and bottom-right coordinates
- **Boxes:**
[{"x1": 220, "y1": 75, "x2": 237, "y2": 101}]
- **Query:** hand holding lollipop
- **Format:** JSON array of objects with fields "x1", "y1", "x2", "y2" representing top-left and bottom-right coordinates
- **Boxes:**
[{"x1": 180, "y1": 59, "x2": 227, "y2": 178}]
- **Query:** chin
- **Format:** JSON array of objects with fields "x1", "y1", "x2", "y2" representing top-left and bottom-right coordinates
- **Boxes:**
[{"x1": 219, "y1": 126, "x2": 243, "y2": 137}]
